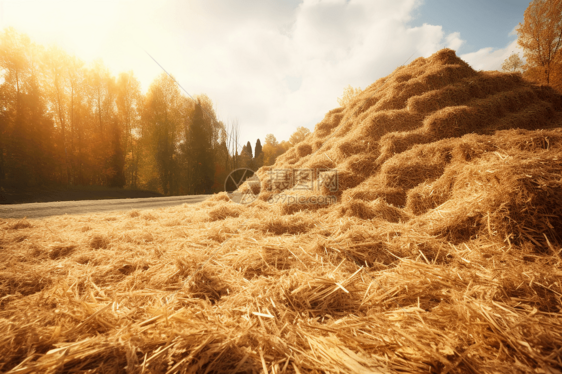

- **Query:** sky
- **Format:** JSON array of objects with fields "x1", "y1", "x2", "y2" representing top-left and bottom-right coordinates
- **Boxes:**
[{"x1": 0, "y1": 0, "x2": 531, "y2": 149}]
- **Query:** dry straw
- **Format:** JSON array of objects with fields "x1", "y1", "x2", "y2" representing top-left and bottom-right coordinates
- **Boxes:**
[{"x1": 1, "y1": 49, "x2": 562, "y2": 373}]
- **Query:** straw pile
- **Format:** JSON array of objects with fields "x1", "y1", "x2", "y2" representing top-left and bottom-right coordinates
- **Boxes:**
[{"x1": 1, "y1": 49, "x2": 562, "y2": 373}]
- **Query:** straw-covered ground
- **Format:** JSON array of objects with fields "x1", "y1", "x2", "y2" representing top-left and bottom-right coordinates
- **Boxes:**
[{"x1": 1, "y1": 49, "x2": 562, "y2": 373}]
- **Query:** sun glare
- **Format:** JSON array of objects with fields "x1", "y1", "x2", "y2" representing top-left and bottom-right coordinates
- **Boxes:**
[{"x1": 0, "y1": 0, "x2": 162, "y2": 92}]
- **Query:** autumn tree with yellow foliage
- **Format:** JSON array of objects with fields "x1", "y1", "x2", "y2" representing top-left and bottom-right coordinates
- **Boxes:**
[
  {"x1": 517, "y1": 0, "x2": 562, "y2": 91},
  {"x1": 337, "y1": 84, "x2": 362, "y2": 107},
  {"x1": 0, "y1": 28, "x2": 323, "y2": 196},
  {"x1": 261, "y1": 127, "x2": 311, "y2": 167},
  {"x1": 0, "y1": 28, "x2": 228, "y2": 196},
  {"x1": 501, "y1": 53, "x2": 524, "y2": 73},
  {"x1": 289, "y1": 126, "x2": 311, "y2": 146}
]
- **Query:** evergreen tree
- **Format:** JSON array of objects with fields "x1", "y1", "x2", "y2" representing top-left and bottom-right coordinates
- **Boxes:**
[
  {"x1": 254, "y1": 138, "x2": 264, "y2": 168},
  {"x1": 255, "y1": 139, "x2": 262, "y2": 159},
  {"x1": 185, "y1": 101, "x2": 215, "y2": 194},
  {"x1": 246, "y1": 141, "x2": 253, "y2": 158}
]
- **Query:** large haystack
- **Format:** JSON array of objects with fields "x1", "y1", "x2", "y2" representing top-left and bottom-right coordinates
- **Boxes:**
[
  {"x1": 253, "y1": 49, "x2": 562, "y2": 251},
  {"x1": 1, "y1": 49, "x2": 562, "y2": 373}
]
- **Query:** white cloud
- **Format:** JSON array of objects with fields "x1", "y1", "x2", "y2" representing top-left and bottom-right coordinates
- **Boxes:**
[
  {"x1": 1, "y1": 0, "x2": 469, "y2": 148},
  {"x1": 460, "y1": 39, "x2": 522, "y2": 71},
  {"x1": 445, "y1": 32, "x2": 464, "y2": 51}
]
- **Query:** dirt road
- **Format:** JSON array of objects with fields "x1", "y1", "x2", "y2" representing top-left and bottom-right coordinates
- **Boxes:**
[{"x1": 0, "y1": 195, "x2": 210, "y2": 219}]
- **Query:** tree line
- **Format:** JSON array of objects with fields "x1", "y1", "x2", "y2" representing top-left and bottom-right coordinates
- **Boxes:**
[{"x1": 0, "y1": 28, "x2": 311, "y2": 195}]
